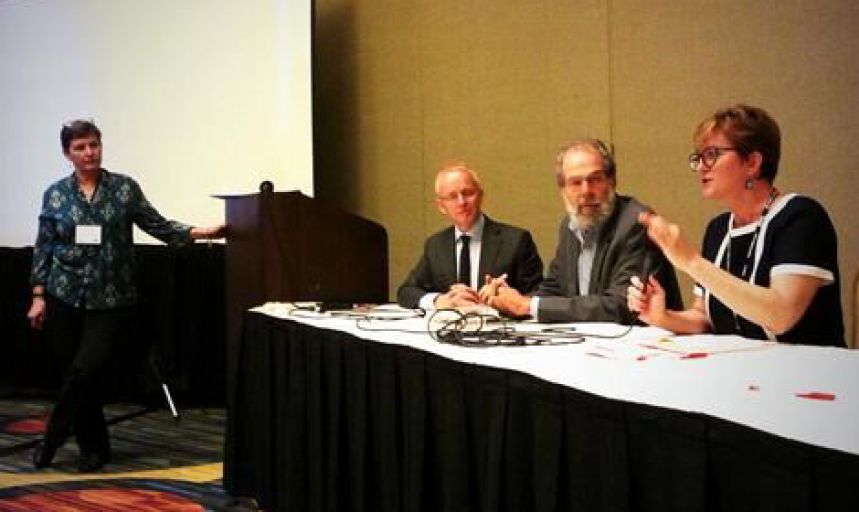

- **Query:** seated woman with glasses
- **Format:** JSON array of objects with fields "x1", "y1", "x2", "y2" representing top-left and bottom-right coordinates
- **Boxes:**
[{"x1": 626, "y1": 104, "x2": 844, "y2": 346}]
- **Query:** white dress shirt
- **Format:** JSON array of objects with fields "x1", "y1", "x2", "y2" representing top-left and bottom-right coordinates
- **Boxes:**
[{"x1": 419, "y1": 215, "x2": 485, "y2": 310}]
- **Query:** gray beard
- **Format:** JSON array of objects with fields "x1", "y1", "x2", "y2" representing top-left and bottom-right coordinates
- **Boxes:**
[{"x1": 567, "y1": 189, "x2": 617, "y2": 231}]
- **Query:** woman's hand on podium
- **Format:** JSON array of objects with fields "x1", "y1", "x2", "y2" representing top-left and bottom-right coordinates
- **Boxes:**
[{"x1": 191, "y1": 224, "x2": 228, "y2": 241}]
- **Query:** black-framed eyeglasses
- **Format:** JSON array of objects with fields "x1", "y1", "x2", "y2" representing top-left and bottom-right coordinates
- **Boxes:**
[{"x1": 688, "y1": 146, "x2": 738, "y2": 171}]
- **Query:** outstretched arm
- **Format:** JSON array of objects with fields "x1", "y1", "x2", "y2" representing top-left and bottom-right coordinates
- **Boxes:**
[{"x1": 190, "y1": 224, "x2": 227, "y2": 240}]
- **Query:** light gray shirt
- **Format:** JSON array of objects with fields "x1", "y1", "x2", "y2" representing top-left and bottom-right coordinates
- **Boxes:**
[{"x1": 529, "y1": 218, "x2": 598, "y2": 318}]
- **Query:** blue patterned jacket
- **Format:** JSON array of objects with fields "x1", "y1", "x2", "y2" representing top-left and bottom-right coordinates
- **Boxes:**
[{"x1": 30, "y1": 169, "x2": 192, "y2": 309}]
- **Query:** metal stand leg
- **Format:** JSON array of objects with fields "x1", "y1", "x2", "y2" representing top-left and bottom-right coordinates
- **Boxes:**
[
  {"x1": 149, "y1": 356, "x2": 180, "y2": 420},
  {"x1": 161, "y1": 382, "x2": 179, "y2": 419}
]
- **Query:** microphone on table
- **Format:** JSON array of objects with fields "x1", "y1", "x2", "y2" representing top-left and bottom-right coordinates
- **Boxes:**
[
  {"x1": 640, "y1": 244, "x2": 654, "y2": 293},
  {"x1": 627, "y1": 242, "x2": 654, "y2": 326}
]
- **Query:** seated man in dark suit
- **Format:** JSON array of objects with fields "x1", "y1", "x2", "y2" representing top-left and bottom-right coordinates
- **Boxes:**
[
  {"x1": 397, "y1": 162, "x2": 543, "y2": 310},
  {"x1": 484, "y1": 139, "x2": 682, "y2": 322}
]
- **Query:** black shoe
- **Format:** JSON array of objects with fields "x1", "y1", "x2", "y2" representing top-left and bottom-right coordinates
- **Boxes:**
[
  {"x1": 32, "y1": 441, "x2": 57, "y2": 469},
  {"x1": 77, "y1": 451, "x2": 109, "y2": 473}
]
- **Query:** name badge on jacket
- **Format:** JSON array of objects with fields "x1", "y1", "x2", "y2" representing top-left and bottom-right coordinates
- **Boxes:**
[{"x1": 76, "y1": 224, "x2": 102, "y2": 245}]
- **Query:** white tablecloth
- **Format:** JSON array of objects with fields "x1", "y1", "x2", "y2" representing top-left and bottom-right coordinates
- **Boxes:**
[{"x1": 253, "y1": 303, "x2": 859, "y2": 456}]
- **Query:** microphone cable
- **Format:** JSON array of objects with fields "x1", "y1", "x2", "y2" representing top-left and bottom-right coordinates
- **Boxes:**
[{"x1": 427, "y1": 309, "x2": 589, "y2": 347}]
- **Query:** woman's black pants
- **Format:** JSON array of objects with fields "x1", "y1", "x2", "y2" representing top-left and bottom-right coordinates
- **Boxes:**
[{"x1": 44, "y1": 295, "x2": 132, "y2": 457}]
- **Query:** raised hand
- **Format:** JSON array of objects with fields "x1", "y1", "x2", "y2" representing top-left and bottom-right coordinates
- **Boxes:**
[{"x1": 638, "y1": 212, "x2": 696, "y2": 273}]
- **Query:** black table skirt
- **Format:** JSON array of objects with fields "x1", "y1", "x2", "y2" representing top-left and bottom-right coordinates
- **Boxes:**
[{"x1": 225, "y1": 312, "x2": 859, "y2": 512}]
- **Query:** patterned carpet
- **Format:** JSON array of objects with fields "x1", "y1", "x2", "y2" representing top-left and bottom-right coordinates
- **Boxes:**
[{"x1": 0, "y1": 400, "x2": 256, "y2": 511}]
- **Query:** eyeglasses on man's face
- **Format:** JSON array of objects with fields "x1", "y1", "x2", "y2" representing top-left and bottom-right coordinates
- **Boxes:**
[
  {"x1": 562, "y1": 171, "x2": 608, "y2": 190},
  {"x1": 688, "y1": 146, "x2": 738, "y2": 171},
  {"x1": 437, "y1": 188, "x2": 480, "y2": 203}
]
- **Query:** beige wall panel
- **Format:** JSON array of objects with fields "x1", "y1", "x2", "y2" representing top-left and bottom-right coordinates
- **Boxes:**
[
  {"x1": 315, "y1": 0, "x2": 426, "y2": 297},
  {"x1": 418, "y1": 0, "x2": 557, "y2": 238},
  {"x1": 319, "y1": 0, "x2": 615, "y2": 296},
  {"x1": 502, "y1": 0, "x2": 613, "y2": 256},
  {"x1": 353, "y1": 2, "x2": 427, "y2": 290},
  {"x1": 416, "y1": 0, "x2": 613, "y2": 291}
]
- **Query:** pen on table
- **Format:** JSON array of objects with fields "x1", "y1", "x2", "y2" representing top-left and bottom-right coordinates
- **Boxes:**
[
  {"x1": 795, "y1": 391, "x2": 836, "y2": 401},
  {"x1": 586, "y1": 351, "x2": 610, "y2": 359},
  {"x1": 494, "y1": 273, "x2": 508, "y2": 287},
  {"x1": 680, "y1": 352, "x2": 708, "y2": 359},
  {"x1": 487, "y1": 273, "x2": 508, "y2": 296}
]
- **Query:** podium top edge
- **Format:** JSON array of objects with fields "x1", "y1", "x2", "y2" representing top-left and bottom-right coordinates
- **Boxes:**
[{"x1": 212, "y1": 190, "x2": 306, "y2": 199}]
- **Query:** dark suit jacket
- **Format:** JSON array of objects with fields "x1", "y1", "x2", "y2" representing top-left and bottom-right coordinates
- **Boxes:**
[
  {"x1": 535, "y1": 195, "x2": 683, "y2": 323},
  {"x1": 397, "y1": 216, "x2": 543, "y2": 308}
]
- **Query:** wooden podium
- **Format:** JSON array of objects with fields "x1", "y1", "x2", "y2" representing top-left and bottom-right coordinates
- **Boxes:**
[{"x1": 219, "y1": 190, "x2": 388, "y2": 406}]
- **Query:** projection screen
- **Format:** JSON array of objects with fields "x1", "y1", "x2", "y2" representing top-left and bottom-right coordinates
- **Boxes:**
[{"x1": 0, "y1": 0, "x2": 313, "y2": 246}]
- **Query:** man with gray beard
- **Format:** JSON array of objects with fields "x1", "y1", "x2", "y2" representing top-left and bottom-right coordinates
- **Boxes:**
[{"x1": 483, "y1": 139, "x2": 682, "y2": 323}]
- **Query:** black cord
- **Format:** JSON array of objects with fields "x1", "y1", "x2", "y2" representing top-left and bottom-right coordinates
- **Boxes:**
[
  {"x1": 285, "y1": 305, "x2": 631, "y2": 346},
  {"x1": 426, "y1": 309, "x2": 589, "y2": 347}
]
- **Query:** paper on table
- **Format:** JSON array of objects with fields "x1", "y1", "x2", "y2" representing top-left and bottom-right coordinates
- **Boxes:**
[
  {"x1": 366, "y1": 304, "x2": 424, "y2": 320},
  {"x1": 251, "y1": 302, "x2": 325, "y2": 318},
  {"x1": 640, "y1": 334, "x2": 776, "y2": 355}
]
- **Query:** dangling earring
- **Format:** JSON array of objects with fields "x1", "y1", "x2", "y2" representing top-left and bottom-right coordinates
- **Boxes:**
[{"x1": 745, "y1": 178, "x2": 754, "y2": 190}]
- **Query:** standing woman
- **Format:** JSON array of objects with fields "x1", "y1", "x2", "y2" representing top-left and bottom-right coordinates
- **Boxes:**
[
  {"x1": 27, "y1": 119, "x2": 226, "y2": 472},
  {"x1": 627, "y1": 104, "x2": 844, "y2": 347}
]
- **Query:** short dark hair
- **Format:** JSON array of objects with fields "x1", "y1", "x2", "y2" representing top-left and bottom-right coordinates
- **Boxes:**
[
  {"x1": 555, "y1": 138, "x2": 616, "y2": 186},
  {"x1": 694, "y1": 104, "x2": 781, "y2": 182},
  {"x1": 61, "y1": 119, "x2": 101, "y2": 153}
]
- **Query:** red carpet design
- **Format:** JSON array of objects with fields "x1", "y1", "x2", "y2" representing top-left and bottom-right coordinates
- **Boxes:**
[{"x1": 0, "y1": 485, "x2": 205, "y2": 511}]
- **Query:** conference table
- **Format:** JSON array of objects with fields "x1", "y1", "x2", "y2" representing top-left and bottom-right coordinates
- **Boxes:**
[{"x1": 224, "y1": 304, "x2": 859, "y2": 512}]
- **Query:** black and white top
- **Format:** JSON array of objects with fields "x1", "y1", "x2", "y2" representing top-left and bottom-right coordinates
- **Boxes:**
[{"x1": 695, "y1": 194, "x2": 844, "y2": 347}]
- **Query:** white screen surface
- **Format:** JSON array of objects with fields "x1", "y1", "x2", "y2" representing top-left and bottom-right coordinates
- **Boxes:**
[{"x1": 0, "y1": 0, "x2": 313, "y2": 246}]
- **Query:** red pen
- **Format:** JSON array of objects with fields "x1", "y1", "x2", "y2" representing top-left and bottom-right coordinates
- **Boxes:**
[
  {"x1": 795, "y1": 392, "x2": 836, "y2": 401},
  {"x1": 680, "y1": 352, "x2": 708, "y2": 359}
]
